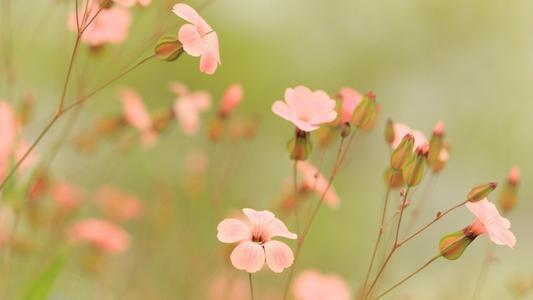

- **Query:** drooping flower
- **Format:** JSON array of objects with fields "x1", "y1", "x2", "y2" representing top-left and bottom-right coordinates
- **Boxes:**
[
  {"x1": 217, "y1": 208, "x2": 297, "y2": 273},
  {"x1": 272, "y1": 86, "x2": 337, "y2": 132},
  {"x1": 118, "y1": 87, "x2": 157, "y2": 146},
  {"x1": 68, "y1": 3, "x2": 132, "y2": 46},
  {"x1": 51, "y1": 181, "x2": 84, "y2": 212},
  {"x1": 113, "y1": 0, "x2": 151, "y2": 7},
  {"x1": 297, "y1": 161, "x2": 339, "y2": 208},
  {"x1": 68, "y1": 219, "x2": 130, "y2": 254},
  {"x1": 96, "y1": 186, "x2": 143, "y2": 222},
  {"x1": 170, "y1": 81, "x2": 211, "y2": 135},
  {"x1": 0, "y1": 101, "x2": 16, "y2": 180},
  {"x1": 220, "y1": 83, "x2": 243, "y2": 116},
  {"x1": 293, "y1": 270, "x2": 351, "y2": 300},
  {"x1": 466, "y1": 198, "x2": 516, "y2": 248},
  {"x1": 173, "y1": 3, "x2": 220, "y2": 75},
  {"x1": 338, "y1": 87, "x2": 362, "y2": 123},
  {"x1": 389, "y1": 121, "x2": 427, "y2": 150}
]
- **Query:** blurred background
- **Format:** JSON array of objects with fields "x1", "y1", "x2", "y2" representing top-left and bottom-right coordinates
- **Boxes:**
[{"x1": 1, "y1": 0, "x2": 532, "y2": 299}]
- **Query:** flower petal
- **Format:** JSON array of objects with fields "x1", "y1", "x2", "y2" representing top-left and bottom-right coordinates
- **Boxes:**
[
  {"x1": 230, "y1": 241, "x2": 265, "y2": 273},
  {"x1": 487, "y1": 226, "x2": 517, "y2": 248},
  {"x1": 172, "y1": 3, "x2": 202, "y2": 24},
  {"x1": 264, "y1": 218, "x2": 297, "y2": 240},
  {"x1": 178, "y1": 24, "x2": 205, "y2": 57},
  {"x1": 264, "y1": 240, "x2": 294, "y2": 273},
  {"x1": 217, "y1": 218, "x2": 250, "y2": 243},
  {"x1": 272, "y1": 101, "x2": 296, "y2": 124}
]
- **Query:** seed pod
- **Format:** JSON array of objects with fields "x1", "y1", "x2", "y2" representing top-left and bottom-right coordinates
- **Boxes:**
[
  {"x1": 439, "y1": 230, "x2": 473, "y2": 260},
  {"x1": 352, "y1": 92, "x2": 377, "y2": 129},
  {"x1": 154, "y1": 36, "x2": 184, "y2": 61},
  {"x1": 467, "y1": 182, "x2": 497, "y2": 203},
  {"x1": 288, "y1": 129, "x2": 312, "y2": 161},
  {"x1": 402, "y1": 144, "x2": 428, "y2": 187},
  {"x1": 390, "y1": 134, "x2": 415, "y2": 170}
]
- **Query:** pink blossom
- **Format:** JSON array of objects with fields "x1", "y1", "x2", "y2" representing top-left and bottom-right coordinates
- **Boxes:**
[
  {"x1": 51, "y1": 181, "x2": 84, "y2": 212},
  {"x1": 466, "y1": 199, "x2": 516, "y2": 248},
  {"x1": 171, "y1": 82, "x2": 211, "y2": 135},
  {"x1": 118, "y1": 87, "x2": 157, "y2": 146},
  {"x1": 68, "y1": 4, "x2": 132, "y2": 46},
  {"x1": 293, "y1": 270, "x2": 351, "y2": 300},
  {"x1": 113, "y1": 0, "x2": 151, "y2": 7},
  {"x1": 68, "y1": 219, "x2": 130, "y2": 254},
  {"x1": 173, "y1": 3, "x2": 220, "y2": 75},
  {"x1": 338, "y1": 87, "x2": 362, "y2": 123},
  {"x1": 272, "y1": 86, "x2": 337, "y2": 132},
  {"x1": 390, "y1": 122, "x2": 427, "y2": 150},
  {"x1": 220, "y1": 83, "x2": 243, "y2": 115},
  {"x1": 297, "y1": 161, "x2": 339, "y2": 208},
  {"x1": 96, "y1": 186, "x2": 143, "y2": 222},
  {"x1": 0, "y1": 101, "x2": 17, "y2": 180},
  {"x1": 217, "y1": 208, "x2": 297, "y2": 273}
]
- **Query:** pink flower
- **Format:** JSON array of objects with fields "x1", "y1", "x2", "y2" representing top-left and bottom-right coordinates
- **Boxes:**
[
  {"x1": 338, "y1": 87, "x2": 362, "y2": 123},
  {"x1": 51, "y1": 181, "x2": 84, "y2": 212},
  {"x1": 118, "y1": 87, "x2": 157, "y2": 146},
  {"x1": 390, "y1": 122, "x2": 427, "y2": 150},
  {"x1": 173, "y1": 3, "x2": 220, "y2": 75},
  {"x1": 297, "y1": 161, "x2": 339, "y2": 208},
  {"x1": 466, "y1": 199, "x2": 516, "y2": 248},
  {"x1": 217, "y1": 208, "x2": 297, "y2": 273},
  {"x1": 96, "y1": 186, "x2": 143, "y2": 222},
  {"x1": 220, "y1": 83, "x2": 243, "y2": 115},
  {"x1": 508, "y1": 165, "x2": 520, "y2": 185},
  {"x1": 68, "y1": 4, "x2": 132, "y2": 46},
  {"x1": 171, "y1": 82, "x2": 211, "y2": 135},
  {"x1": 68, "y1": 219, "x2": 130, "y2": 254},
  {"x1": 272, "y1": 86, "x2": 337, "y2": 132},
  {"x1": 293, "y1": 270, "x2": 351, "y2": 300},
  {"x1": 0, "y1": 101, "x2": 17, "y2": 180},
  {"x1": 113, "y1": 0, "x2": 151, "y2": 7}
]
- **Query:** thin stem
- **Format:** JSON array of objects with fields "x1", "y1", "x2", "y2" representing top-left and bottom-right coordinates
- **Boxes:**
[
  {"x1": 248, "y1": 273, "x2": 255, "y2": 300},
  {"x1": 293, "y1": 160, "x2": 300, "y2": 234},
  {"x1": 372, "y1": 254, "x2": 441, "y2": 300},
  {"x1": 57, "y1": 35, "x2": 81, "y2": 111}
]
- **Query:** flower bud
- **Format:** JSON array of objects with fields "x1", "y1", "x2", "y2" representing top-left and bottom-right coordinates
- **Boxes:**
[
  {"x1": 154, "y1": 36, "x2": 184, "y2": 61},
  {"x1": 428, "y1": 121, "x2": 444, "y2": 170},
  {"x1": 390, "y1": 134, "x2": 415, "y2": 170},
  {"x1": 384, "y1": 118, "x2": 394, "y2": 145},
  {"x1": 499, "y1": 166, "x2": 520, "y2": 214},
  {"x1": 384, "y1": 167, "x2": 404, "y2": 189},
  {"x1": 288, "y1": 129, "x2": 312, "y2": 161},
  {"x1": 402, "y1": 144, "x2": 428, "y2": 187},
  {"x1": 467, "y1": 182, "x2": 497, "y2": 202},
  {"x1": 352, "y1": 92, "x2": 377, "y2": 128},
  {"x1": 340, "y1": 122, "x2": 351, "y2": 138},
  {"x1": 439, "y1": 230, "x2": 473, "y2": 260}
]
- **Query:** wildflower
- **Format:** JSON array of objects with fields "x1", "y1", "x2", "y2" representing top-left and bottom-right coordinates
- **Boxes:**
[
  {"x1": 272, "y1": 86, "x2": 337, "y2": 132},
  {"x1": 118, "y1": 87, "x2": 157, "y2": 146},
  {"x1": 338, "y1": 87, "x2": 362, "y2": 123},
  {"x1": 217, "y1": 208, "x2": 297, "y2": 273},
  {"x1": 293, "y1": 270, "x2": 351, "y2": 300},
  {"x1": 173, "y1": 3, "x2": 220, "y2": 74},
  {"x1": 96, "y1": 186, "x2": 143, "y2": 222},
  {"x1": 465, "y1": 198, "x2": 516, "y2": 248},
  {"x1": 68, "y1": 219, "x2": 130, "y2": 254},
  {"x1": 51, "y1": 181, "x2": 84, "y2": 212},
  {"x1": 170, "y1": 82, "x2": 211, "y2": 135},
  {"x1": 219, "y1": 83, "x2": 244, "y2": 117},
  {"x1": 297, "y1": 161, "x2": 339, "y2": 208}
]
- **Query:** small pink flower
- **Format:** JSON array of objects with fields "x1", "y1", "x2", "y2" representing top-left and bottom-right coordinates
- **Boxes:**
[
  {"x1": 68, "y1": 218, "x2": 130, "y2": 254},
  {"x1": 96, "y1": 186, "x2": 143, "y2": 222},
  {"x1": 272, "y1": 86, "x2": 337, "y2": 132},
  {"x1": 466, "y1": 199, "x2": 516, "y2": 248},
  {"x1": 390, "y1": 122, "x2": 427, "y2": 150},
  {"x1": 173, "y1": 3, "x2": 220, "y2": 75},
  {"x1": 51, "y1": 181, "x2": 84, "y2": 212},
  {"x1": 113, "y1": 0, "x2": 151, "y2": 7},
  {"x1": 217, "y1": 208, "x2": 297, "y2": 273},
  {"x1": 297, "y1": 161, "x2": 339, "y2": 208},
  {"x1": 0, "y1": 101, "x2": 16, "y2": 180},
  {"x1": 220, "y1": 83, "x2": 243, "y2": 115},
  {"x1": 171, "y1": 82, "x2": 211, "y2": 135},
  {"x1": 338, "y1": 87, "x2": 363, "y2": 123},
  {"x1": 293, "y1": 270, "x2": 351, "y2": 300},
  {"x1": 68, "y1": 4, "x2": 132, "y2": 46},
  {"x1": 118, "y1": 87, "x2": 157, "y2": 146}
]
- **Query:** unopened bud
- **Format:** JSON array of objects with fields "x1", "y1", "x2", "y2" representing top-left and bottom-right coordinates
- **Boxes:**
[
  {"x1": 467, "y1": 182, "x2": 497, "y2": 202},
  {"x1": 384, "y1": 168, "x2": 404, "y2": 189},
  {"x1": 340, "y1": 122, "x2": 351, "y2": 138},
  {"x1": 428, "y1": 121, "x2": 445, "y2": 170},
  {"x1": 288, "y1": 129, "x2": 312, "y2": 161},
  {"x1": 154, "y1": 36, "x2": 184, "y2": 61},
  {"x1": 390, "y1": 134, "x2": 415, "y2": 170},
  {"x1": 384, "y1": 118, "x2": 394, "y2": 145},
  {"x1": 439, "y1": 230, "x2": 473, "y2": 260},
  {"x1": 352, "y1": 92, "x2": 377, "y2": 128},
  {"x1": 402, "y1": 144, "x2": 428, "y2": 187},
  {"x1": 499, "y1": 166, "x2": 520, "y2": 214}
]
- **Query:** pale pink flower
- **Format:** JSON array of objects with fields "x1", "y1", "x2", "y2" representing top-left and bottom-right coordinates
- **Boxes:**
[
  {"x1": 297, "y1": 161, "x2": 339, "y2": 208},
  {"x1": 217, "y1": 208, "x2": 297, "y2": 273},
  {"x1": 390, "y1": 122, "x2": 427, "y2": 150},
  {"x1": 171, "y1": 82, "x2": 211, "y2": 135},
  {"x1": 272, "y1": 86, "x2": 337, "y2": 132},
  {"x1": 338, "y1": 87, "x2": 362, "y2": 123},
  {"x1": 118, "y1": 87, "x2": 157, "y2": 146},
  {"x1": 96, "y1": 186, "x2": 143, "y2": 222},
  {"x1": 68, "y1": 4, "x2": 132, "y2": 46},
  {"x1": 113, "y1": 0, "x2": 151, "y2": 7},
  {"x1": 293, "y1": 270, "x2": 351, "y2": 300},
  {"x1": 173, "y1": 3, "x2": 220, "y2": 75},
  {"x1": 68, "y1": 219, "x2": 130, "y2": 254},
  {"x1": 466, "y1": 198, "x2": 516, "y2": 248},
  {"x1": 51, "y1": 181, "x2": 84, "y2": 212},
  {"x1": 220, "y1": 84, "x2": 243, "y2": 115},
  {"x1": 0, "y1": 101, "x2": 17, "y2": 180}
]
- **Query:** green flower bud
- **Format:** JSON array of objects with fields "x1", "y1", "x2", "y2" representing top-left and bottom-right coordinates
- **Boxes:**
[
  {"x1": 390, "y1": 134, "x2": 415, "y2": 170},
  {"x1": 384, "y1": 167, "x2": 404, "y2": 189},
  {"x1": 384, "y1": 118, "x2": 394, "y2": 145},
  {"x1": 402, "y1": 144, "x2": 428, "y2": 187},
  {"x1": 340, "y1": 122, "x2": 351, "y2": 138},
  {"x1": 439, "y1": 230, "x2": 473, "y2": 260},
  {"x1": 288, "y1": 130, "x2": 312, "y2": 161},
  {"x1": 154, "y1": 36, "x2": 184, "y2": 61},
  {"x1": 352, "y1": 92, "x2": 377, "y2": 129},
  {"x1": 428, "y1": 121, "x2": 444, "y2": 171},
  {"x1": 467, "y1": 182, "x2": 497, "y2": 202}
]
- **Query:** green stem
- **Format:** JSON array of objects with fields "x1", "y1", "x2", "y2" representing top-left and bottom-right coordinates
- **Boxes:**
[{"x1": 248, "y1": 273, "x2": 255, "y2": 300}]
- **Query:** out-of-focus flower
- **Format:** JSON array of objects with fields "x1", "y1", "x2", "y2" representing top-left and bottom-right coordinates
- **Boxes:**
[
  {"x1": 389, "y1": 121, "x2": 427, "y2": 150},
  {"x1": 466, "y1": 199, "x2": 516, "y2": 248},
  {"x1": 170, "y1": 82, "x2": 211, "y2": 135},
  {"x1": 68, "y1": 219, "x2": 130, "y2": 254},
  {"x1": 217, "y1": 208, "x2": 297, "y2": 273},
  {"x1": 220, "y1": 83, "x2": 243, "y2": 116},
  {"x1": 113, "y1": 0, "x2": 151, "y2": 7},
  {"x1": 118, "y1": 87, "x2": 157, "y2": 146},
  {"x1": 68, "y1": 4, "x2": 132, "y2": 46},
  {"x1": 297, "y1": 161, "x2": 339, "y2": 208},
  {"x1": 338, "y1": 87, "x2": 362, "y2": 123},
  {"x1": 500, "y1": 166, "x2": 520, "y2": 214},
  {"x1": 96, "y1": 186, "x2": 143, "y2": 222},
  {"x1": 293, "y1": 270, "x2": 351, "y2": 300},
  {"x1": 173, "y1": 3, "x2": 220, "y2": 74},
  {"x1": 0, "y1": 101, "x2": 16, "y2": 180},
  {"x1": 51, "y1": 181, "x2": 84, "y2": 212},
  {"x1": 272, "y1": 86, "x2": 337, "y2": 132}
]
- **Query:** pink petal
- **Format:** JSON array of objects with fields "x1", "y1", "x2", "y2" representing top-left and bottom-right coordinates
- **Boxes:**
[
  {"x1": 217, "y1": 218, "x2": 250, "y2": 243},
  {"x1": 220, "y1": 83, "x2": 243, "y2": 114},
  {"x1": 264, "y1": 218, "x2": 297, "y2": 240},
  {"x1": 230, "y1": 241, "x2": 265, "y2": 273},
  {"x1": 264, "y1": 240, "x2": 294, "y2": 273},
  {"x1": 178, "y1": 24, "x2": 205, "y2": 57},
  {"x1": 243, "y1": 208, "x2": 275, "y2": 226},
  {"x1": 172, "y1": 3, "x2": 202, "y2": 25},
  {"x1": 487, "y1": 227, "x2": 517, "y2": 248},
  {"x1": 272, "y1": 101, "x2": 296, "y2": 124},
  {"x1": 199, "y1": 33, "x2": 220, "y2": 75}
]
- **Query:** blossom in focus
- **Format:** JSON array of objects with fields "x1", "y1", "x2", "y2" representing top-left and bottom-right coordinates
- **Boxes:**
[
  {"x1": 118, "y1": 87, "x2": 157, "y2": 146},
  {"x1": 68, "y1": 219, "x2": 130, "y2": 254},
  {"x1": 466, "y1": 198, "x2": 516, "y2": 248},
  {"x1": 217, "y1": 208, "x2": 297, "y2": 273},
  {"x1": 297, "y1": 161, "x2": 339, "y2": 208},
  {"x1": 338, "y1": 87, "x2": 362, "y2": 123},
  {"x1": 96, "y1": 186, "x2": 143, "y2": 222},
  {"x1": 171, "y1": 81, "x2": 211, "y2": 135},
  {"x1": 293, "y1": 270, "x2": 351, "y2": 300},
  {"x1": 173, "y1": 3, "x2": 220, "y2": 74},
  {"x1": 272, "y1": 86, "x2": 337, "y2": 132}
]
